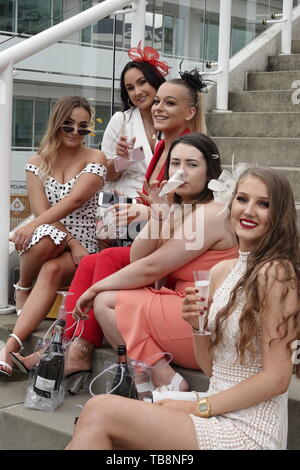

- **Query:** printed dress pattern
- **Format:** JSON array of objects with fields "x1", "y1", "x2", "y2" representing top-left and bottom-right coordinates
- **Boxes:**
[
  {"x1": 25, "y1": 162, "x2": 106, "y2": 253},
  {"x1": 190, "y1": 251, "x2": 288, "y2": 450}
]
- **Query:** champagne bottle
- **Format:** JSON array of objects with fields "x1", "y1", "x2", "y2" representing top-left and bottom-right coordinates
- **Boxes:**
[
  {"x1": 111, "y1": 345, "x2": 139, "y2": 399},
  {"x1": 33, "y1": 319, "x2": 65, "y2": 398}
]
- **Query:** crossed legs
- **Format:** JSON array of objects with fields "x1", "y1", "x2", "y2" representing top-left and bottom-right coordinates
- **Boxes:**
[{"x1": 0, "y1": 237, "x2": 76, "y2": 374}]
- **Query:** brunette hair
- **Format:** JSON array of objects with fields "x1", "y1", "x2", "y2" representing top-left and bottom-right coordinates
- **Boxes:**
[
  {"x1": 38, "y1": 96, "x2": 93, "y2": 178},
  {"x1": 120, "y1": 61, "x2": 166, "y2": 111},
  {"x1": 165, "y1": 133, "x2": 222, "y2": 204},
  {"x1": 211, "y1": 167, "x2": 300, "y2": 376}
]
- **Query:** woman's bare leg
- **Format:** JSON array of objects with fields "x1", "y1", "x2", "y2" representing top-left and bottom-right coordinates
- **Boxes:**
[
  {"x1": 64, "y1": 338, "x2": 94, "y2": 376},
  {"x1": 93, "y1": 291, "x2": 125, "y2": 349},
  {"x1": 66, "y1": 394, "x2": 198, "y2": 450},
  {"x1": 15, "y1": 237, "x2": 65, "y2": 310},
  {"x1": 93, "y1": 292, "x2": 189, "y2": 390},
  {"x1": 0, "y1": 251, "x2": 76, "y2": 372}
]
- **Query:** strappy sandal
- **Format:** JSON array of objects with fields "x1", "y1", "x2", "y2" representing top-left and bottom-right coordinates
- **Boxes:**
[
  {"x1": 64, "y1": 339, "x2": 93, "y2": 395},
  {"x1": 13, "y1": 283, "x2": 32, "y2": 317},
  {"x1": 154, "y1": 372, "x2": 186, "y2": 392},
  {"x1": 0, "y1": 334, "x2": 23, "y2": 377}
]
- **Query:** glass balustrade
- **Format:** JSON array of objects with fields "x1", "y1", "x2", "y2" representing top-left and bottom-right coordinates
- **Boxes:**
[{"x1": 0, "y1": 0, "x2": 298, "y2": 228}]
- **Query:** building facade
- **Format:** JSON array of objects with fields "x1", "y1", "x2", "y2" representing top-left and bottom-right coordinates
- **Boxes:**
[{"x1": 0, "y1": 0, "x2": 298, "y2": 221}]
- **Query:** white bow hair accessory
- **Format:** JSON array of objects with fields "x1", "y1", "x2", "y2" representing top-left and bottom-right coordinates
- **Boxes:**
[{"x1": 208, "y1": 156, "x2": 250, "y2": 214}]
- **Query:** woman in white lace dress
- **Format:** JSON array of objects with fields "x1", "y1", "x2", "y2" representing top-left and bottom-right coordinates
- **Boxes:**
[
  {"x1": 66, "y1": 167, "x2": 299, "y2": 451},
  {"x1": 0, "y1": 96, "x2": 106, "y2": 377}
]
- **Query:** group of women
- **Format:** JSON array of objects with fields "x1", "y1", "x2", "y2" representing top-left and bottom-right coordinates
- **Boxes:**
[{"x1": 0, "y1": 42, "x2": 299, "y2": 451}]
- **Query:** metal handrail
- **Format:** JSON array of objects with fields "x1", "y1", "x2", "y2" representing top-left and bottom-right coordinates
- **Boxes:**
[
  {"x1": 0, "y1": 0, "x2": 146, "y2": 311},
  {"x1": 0, "y1": 0, "x2": 295, "y2": 310}
]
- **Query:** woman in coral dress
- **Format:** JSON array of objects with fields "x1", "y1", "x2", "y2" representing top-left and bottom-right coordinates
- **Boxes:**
[
  {"x1": 72, "y1": 132, "x2": 237, "y2": 391},
  {"x1": 67, "y1": 167, "x2": 300, "y2": 451}
]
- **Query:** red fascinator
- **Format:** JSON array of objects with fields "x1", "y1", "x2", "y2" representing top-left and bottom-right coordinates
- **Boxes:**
[{"x1": 128, "y1": 41, "x2": 171, "y2": 77}]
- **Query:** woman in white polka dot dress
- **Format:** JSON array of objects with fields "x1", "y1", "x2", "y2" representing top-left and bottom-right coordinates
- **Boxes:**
[{"x1": 0, "y1": 96, "x2": 106, "y2": 377}]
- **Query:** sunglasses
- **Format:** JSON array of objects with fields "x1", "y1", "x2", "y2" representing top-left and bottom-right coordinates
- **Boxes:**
[{"x1": 60, "y1": 125, "x2": 91, "y2": 136}]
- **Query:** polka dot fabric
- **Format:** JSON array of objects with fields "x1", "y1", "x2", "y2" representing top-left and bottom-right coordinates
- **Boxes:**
[{"x1": 25, "y1": 162, "x2": 106, "y2": 253}]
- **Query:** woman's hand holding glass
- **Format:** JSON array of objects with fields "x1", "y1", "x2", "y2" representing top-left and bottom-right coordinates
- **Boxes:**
[
  {"x1": 137, "y1": 179, "x2": 173, "y2": 221},
  {"x1": 182, "y1": 287, "x2": 203, "y2": 330},
  {"x1": 182, "y1": 283, "x2": 212, "y2": 336},
  {"x1": 73, "y1": 286, "x2": 98, "y2": 320},
  {"x1": 113, "y1": 203, "x2": 150, "y2": 227},
  {"x1": 192, "y1": 270, "x2": 211, "y2": 336},
  {"x1": 115, "y1": 136, "x2": 136, "y2": 158}
]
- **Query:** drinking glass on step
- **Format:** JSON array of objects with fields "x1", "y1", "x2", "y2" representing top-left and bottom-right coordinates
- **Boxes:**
[{"x1": 192, "y1": 270, "x2": 211, "y2": 336}]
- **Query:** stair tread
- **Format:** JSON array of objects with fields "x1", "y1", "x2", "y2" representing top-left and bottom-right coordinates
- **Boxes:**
[
  {"x1": 248, "y1": 70, "x2": 300, "y2": 74},
  {"x1": 1, "y1": 306, "x2": 299, "y2": 449},
  {"x1": 209, "y1": 111, "x2": 300, "y2": 114}
]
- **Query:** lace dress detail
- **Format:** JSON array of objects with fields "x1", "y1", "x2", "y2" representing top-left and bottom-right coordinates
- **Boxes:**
[
  {"x1": 190, "y1": 251, "x2": 288, "y2": 450},
  {"x1": 24, "y1": 163, "x2": 106, "y2": 253}
]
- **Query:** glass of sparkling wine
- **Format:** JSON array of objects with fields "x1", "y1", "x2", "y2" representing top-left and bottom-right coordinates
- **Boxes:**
[{"x1": 192, "y1": 270, "x2": 211, "y2": 336}]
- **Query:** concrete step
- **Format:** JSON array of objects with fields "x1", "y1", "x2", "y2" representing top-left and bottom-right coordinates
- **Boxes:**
[
  {"x1": 292, "y1": 40, "x2": 300, "y2": 53},
  {"x1": 0, "y1": 380, "x2": 90, "y2": 450},
  {"x1": 247, "y1": 70, "x2": 300, "y2": 91},
  {"x1": 212, "y1": 137, "x2": 300, "y2": 201},
  {"x1": 0, "y1": 313, "x2": 300, "y2": 449},
  {"x1": 213, "y1": 137, "x2": 300, "y2": 167},
  {"x1": 268, "y1": 54, "x2": 300, "y2": 71},
  {"x1": 0, "y1": 314, "x2": 210, "y2": 449},
  {"x1": 228, "y1": 90, "x2": 300, "y2": 112},
  {"x1": 206, "y1": 111, "x2": 300, "y2": 138}
]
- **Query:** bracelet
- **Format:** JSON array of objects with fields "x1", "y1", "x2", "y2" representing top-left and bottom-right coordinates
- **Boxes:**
[
  {"x1": 65, "y1": 236, "x2": 74, "y2": 246},
  {"x1": 150, "y1": 213, "x2": 164, "y2": 222},
  {"x1": 192, "y1": 325, "x2": 200, "y2": 331}
]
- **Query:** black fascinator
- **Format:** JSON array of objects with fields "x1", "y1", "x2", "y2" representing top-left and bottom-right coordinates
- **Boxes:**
[{"x1": 178, "y1": 61, "x2": 214, "y2": 93}]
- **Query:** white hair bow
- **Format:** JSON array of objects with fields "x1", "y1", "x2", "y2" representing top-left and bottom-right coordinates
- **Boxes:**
[{"x1": 208, "y1": 155, "x2": 250, "y2": 214}]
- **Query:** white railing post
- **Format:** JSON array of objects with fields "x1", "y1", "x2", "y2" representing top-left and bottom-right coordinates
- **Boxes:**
[
  {"x1": 282, "y1": 0, "x2": 293, "y2": 54},
  {"x1": 0, "y1": 63, "x2": 15, "y2": 312},
  {"x1": 131, "y1": 0, "x2": 147, "y2": 47},
  {"x1": 216, "y1": 0, "x2": 232, "y2": 111},
  {"x1": 0, "y1": 0, "x2": 142, "y2": 313}
]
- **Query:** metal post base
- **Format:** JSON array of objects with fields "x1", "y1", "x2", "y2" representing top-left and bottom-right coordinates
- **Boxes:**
[{"x1": 0, "y1": 305, "x2": 16, "y2": 315}]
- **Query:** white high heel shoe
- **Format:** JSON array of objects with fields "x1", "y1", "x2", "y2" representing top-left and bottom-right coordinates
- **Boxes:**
[
  {"x1": 0, "y1": 334, "x2": 24, "y2": 377},
  {"x1": 155, "y1": 372, "x2": 186, "y2": 392},
  {"x1": 13, "y1": 282, "x2": 32, "y2": 317}
]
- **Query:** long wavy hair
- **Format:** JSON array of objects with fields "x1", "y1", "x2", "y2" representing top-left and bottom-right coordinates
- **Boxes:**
[
  {"x1": 210, "y1": 167, "x2": 300, "y2": 377},
  {"x1": 38, "y1": 96, "x2": 93, "y2": 179},
  {"x1": 120, "y1": 61, "x2": 166, "y2": 111}
]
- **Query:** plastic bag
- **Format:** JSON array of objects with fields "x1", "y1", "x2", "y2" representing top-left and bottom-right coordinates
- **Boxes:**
[{"x1": 24, "y1": 366, "x2": 65, "y2": 412}]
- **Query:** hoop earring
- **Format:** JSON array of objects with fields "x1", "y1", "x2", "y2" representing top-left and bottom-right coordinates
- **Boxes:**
[{"x1": 127, "y1": 99, "x2": 133, "y2": 108}]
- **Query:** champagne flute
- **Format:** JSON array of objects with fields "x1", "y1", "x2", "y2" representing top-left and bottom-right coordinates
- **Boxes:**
[
  {"x1": 56, "y1": 290, "x2": 73, "y2": 322},
  {"x1": 192, "y1": 270, "x2": 211, "y2": 336}
]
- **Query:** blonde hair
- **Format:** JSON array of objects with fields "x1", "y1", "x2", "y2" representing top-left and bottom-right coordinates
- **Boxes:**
[
  {"x1": 168, "y1": 79, "x2": 207, "y2": 134},
  {"x1": 38, "y1": 96, "x2": 92, "y2": 179},
  {"x1": 210, "y1": 167, "x2": 300, "y2": 376}
]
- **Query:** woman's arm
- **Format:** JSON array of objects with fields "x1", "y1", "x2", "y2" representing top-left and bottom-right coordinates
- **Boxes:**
[
  {"x1": 101, "y1": 112, "x2": 132, "y2": 182},
  {"x1": 11, "y1": 161, "x2": 105, "y2": 251},
  {"x1": 160, "y1": 261, "x2": 299, "y2": 418},
  {"x1": 194, "y1": 261, "x2": 298, "y2": 417},
  {"x1": 74, "y1": 205, "x2": 229, "y2": 316},
  {"x1": 182, "y1": 287, "x2": 213, "y2": 377},
  {"x1": 130, "y1": 180, "x2": 173, "y2": 263}
]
